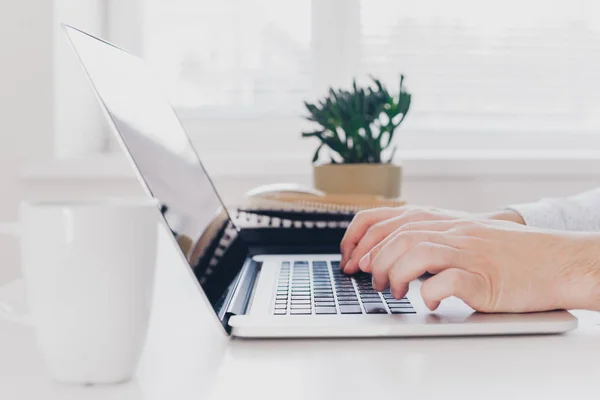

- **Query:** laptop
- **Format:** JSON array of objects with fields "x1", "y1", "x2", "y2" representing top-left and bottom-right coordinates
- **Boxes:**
[{"x1": 63, "y1": 25, "x2": 577, "y2": 338}]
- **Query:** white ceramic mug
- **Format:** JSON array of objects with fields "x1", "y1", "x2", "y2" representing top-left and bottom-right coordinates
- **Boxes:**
[{"x1": 0, "y1": 198, "x2": 159, "y2": 384}]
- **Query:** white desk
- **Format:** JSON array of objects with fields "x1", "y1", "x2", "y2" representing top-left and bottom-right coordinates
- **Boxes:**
[{"x1": 2, "y1": 226, "x2": 600, "y2": 400}]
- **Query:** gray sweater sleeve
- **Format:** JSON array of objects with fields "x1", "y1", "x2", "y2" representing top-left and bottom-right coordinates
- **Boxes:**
[{"x1": 507, "y1": 188, "x2": 600, "y2": 232}]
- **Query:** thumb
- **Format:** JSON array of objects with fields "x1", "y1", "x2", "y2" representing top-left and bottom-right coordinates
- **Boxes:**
[{"x1": 420, "y1": 268, "x2": 488, "y2": 311}]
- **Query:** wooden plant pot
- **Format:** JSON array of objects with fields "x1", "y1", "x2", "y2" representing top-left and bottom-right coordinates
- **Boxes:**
[{"x1": 313, "y1": 163, "x2": 402, "y2": 199}]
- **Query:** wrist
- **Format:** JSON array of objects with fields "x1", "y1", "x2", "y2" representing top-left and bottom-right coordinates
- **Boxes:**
[{"x1": 555, "y1": 235, "x2": 600, "y2": 311}]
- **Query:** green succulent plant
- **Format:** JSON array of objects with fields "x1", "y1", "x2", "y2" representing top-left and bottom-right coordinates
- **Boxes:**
[{"x1": 302, "y1": 75, "x2": 411, "y2": 164}]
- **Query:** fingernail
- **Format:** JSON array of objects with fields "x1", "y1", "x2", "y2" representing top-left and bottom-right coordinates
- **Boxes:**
[
  {"x1": 371, "y1": 276, "x2": 377, "y2": 290},
  {"x1": 358, "y1": 253, "x2": 370, "y2": 270}
]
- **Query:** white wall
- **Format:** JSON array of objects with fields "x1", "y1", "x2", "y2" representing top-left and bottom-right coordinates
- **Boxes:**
[
  {"x1": 22, "y1": 169, "x2": 600, "y2": 213},
  {"x1": 0, "y1": 0, "x2": 106, "y2": 283},
  {"x1": 3, "y1": 1, "x2": 600, "y2": 288},
  {"x1": 53, "y1": 0, "x2": 107, "y2": 156},
  {"x1": 0, "y1": 0, "x2": 54, "y2": 283}
]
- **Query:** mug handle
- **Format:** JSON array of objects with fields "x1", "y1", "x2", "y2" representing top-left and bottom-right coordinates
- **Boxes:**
[{"x1": 0, "y1": 222, "x2": 33, "y2": 325}]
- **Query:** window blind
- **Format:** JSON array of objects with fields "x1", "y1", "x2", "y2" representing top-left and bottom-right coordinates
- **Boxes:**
[
  {"x1": 357, "y1": 0, "x2": 600, "y2": 131},
  {"x1": 142, "y1": 0, "x2": 312, "y2": 114},
  {"x1": 140, "y1": 0, "x2": 600, "y2": 136}
]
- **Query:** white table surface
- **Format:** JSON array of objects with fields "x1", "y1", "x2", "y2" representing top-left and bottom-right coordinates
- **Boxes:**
[{"x1": 2, "y1": 226, "x2": 600, "y2": 400}]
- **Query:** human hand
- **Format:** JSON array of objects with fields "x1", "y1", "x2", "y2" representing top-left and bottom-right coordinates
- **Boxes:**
[
  {"x1": 340, "y1": 206, "x2": 524, "y2": 274},
  {"x1": 358, "y1": 219, "x2": 600, "y2": 313}
]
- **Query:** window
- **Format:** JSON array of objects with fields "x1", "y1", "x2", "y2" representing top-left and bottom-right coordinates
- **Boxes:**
[
  {"x1": 141, "y1": 0, "x2": 312, "y2": 117},
  {"x1": 108, "y1": 0, "x2": 600, "y2": 156}
]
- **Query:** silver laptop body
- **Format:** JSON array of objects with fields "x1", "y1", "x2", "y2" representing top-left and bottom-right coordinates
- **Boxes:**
[{"x1": 63, "y1": 25, "x2": 577, "y2": 338}]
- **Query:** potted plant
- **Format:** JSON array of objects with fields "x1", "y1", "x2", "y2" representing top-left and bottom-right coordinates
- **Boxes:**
[{"x1": 302, "y1": 76, "x2": 411, "y2": 198}]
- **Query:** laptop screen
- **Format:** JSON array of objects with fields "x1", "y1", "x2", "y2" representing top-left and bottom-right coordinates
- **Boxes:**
[{"x1": 64, "y1": 26, "x2": 249, "y2": 326}]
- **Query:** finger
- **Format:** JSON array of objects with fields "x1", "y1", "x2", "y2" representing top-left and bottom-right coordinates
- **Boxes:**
[
  {"x1": 419, "y1": 268, "x2": 485, "y2": 311},
  {"x1": 386, "y1": 243, "x2": 460, "y2": 298},
  {"x1": 345, "y1": 212, "x2": 457, "y2": 274},
  {"x1": 358, "y1": 219, "x2": 477, "y2": 273},
  {"x1": 339, "y1": 207, "x2": 404, "y2": 269},
  {"x1": 371, "y1": 233, "x2": 459, "y2": 291},
  {"x1": 393, "y1": 219, "x2": 478, "y2": 233},
  {"x1": 343, "y1": 218, "x2": 402, "y2": 274}
]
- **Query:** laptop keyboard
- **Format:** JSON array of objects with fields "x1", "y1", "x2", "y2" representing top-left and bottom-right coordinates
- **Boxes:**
[{"x1": 273, "y1": 261, "x2": 415, "y2": 315}]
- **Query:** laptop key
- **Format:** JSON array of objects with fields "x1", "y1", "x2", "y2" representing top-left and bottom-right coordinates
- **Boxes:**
[
  {"x1": 315, "y1": 301, "x2": 335, "y2": 307},
  {"x1": 291, "y1": 304, "x2": 311, "y2": 309},
  {"x1": 360, "y1": 294, "x2": 381, "y2": 298},
  {"x1": 339, "y1": 305, "x2": 363, "y2": 314},
  {"x1": 386, "y1": 303, "x2": 413, "y2": 308},
  {"x1": 291, "y1": 300, "x2": 311, "y2": 305},
  {"x1": 338, "y1": 300, "x2": 360, "y2": 305},
  {"x1": 364, "y1": 303, "x2": 388, "y2": 314},
  {"x1": 358, "y1": 288, "x2": 376, "y2": 293},
  {"x1": 386, "y1": 300, "x2": 411, "y2": 305},
  {"x1": 390, "y1": 309, "x2": 416, "y2": 314},
  {"x1": 290, "y1": 309, "x2": 312, "y2": 315},
  {"x1": 315, "y1": 307, "x2": 337, "y2": 314},
  {"x1": 362, "y1": 300, "x2": 384, "y2": 305},
  {"x1": 274, "y1": 310, "x2": 287, "y2": 315}
]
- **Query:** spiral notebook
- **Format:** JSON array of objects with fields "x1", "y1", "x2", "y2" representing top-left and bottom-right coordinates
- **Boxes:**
[
  {"x1": 233, "y1": 192, "x2": 406, "y2": 251},
  {"x1": 238, "y1": 192, "x2": 406, "y2": 222}
]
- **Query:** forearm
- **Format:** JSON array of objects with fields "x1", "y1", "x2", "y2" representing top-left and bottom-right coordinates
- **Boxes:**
[
  {"x1": 554, "y1": 233, "x2": 600, "y2": 311},
  {"x1": 481, "y1": 188, "x2": 600, "y2": 231},
  {"x1": 486, "y1": 205, "x2": 600, "y2": 310}
]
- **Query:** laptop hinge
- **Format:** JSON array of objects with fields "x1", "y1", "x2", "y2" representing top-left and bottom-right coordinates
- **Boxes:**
[{"x1": 223, "y1": 258, "x2": 261, "y2": 328}]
